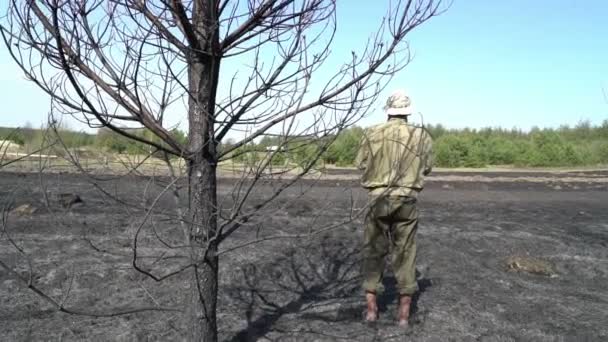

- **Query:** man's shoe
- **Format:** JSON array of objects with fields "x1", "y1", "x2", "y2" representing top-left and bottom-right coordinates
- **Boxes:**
[
  {"x1": 397, "y1": 295, "x2": 412, "y2": 328},
  {"x1": 365, "y1": 292, "x2": 378, "y2": 323}
]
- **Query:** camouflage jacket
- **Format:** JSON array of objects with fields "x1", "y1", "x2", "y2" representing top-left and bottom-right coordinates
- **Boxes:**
[{"x1": 355, "y1": 118, "x2": 433, "y2": 196}]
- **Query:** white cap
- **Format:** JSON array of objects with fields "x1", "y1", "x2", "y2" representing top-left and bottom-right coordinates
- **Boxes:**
[{"x1": 384, "y1": 89, "x2": 413, "y2": 115}]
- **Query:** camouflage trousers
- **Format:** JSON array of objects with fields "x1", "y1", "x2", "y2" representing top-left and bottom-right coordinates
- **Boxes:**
[{"x1": 362, "y1": 195, "x2": 419, "y2": 296}]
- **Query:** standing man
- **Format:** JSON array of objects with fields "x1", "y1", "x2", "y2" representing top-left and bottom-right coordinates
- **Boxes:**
[{"x1": 355, "y1": 89, "x2": 433, "y2": 327}]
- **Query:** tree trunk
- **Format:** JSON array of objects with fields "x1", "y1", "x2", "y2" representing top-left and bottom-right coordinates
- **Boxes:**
[
  {"x1": 187, "y1": 157, "x2": 219, "y2": 342},
  {"x1": 187, "y1": 2, "x2": 221, "y2": 340},
  {"x1": 186, "y1": 67, "x2": 220, "y2": 340}
]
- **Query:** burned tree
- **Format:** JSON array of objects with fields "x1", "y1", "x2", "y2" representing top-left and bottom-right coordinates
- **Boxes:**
[{"x1": 1, "y1": 0, "x2": 445, "y2": 340}]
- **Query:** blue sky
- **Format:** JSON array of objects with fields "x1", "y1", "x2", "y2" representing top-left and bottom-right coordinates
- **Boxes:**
[{"x1": 1, "y1": 0, "x2": 607, "y2": 131}]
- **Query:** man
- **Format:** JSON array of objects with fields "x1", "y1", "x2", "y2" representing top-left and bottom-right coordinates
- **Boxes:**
[{"x1": 355, "y1": 89, "x2": 433, "y2": 327}]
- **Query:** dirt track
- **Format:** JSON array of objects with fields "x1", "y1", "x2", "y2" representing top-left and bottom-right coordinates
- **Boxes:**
[{"x1": 1, "y1": 171, "x2": 607, "y2": 341}]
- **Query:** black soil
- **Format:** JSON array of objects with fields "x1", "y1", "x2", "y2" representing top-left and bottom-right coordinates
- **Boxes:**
[{"x1": 1, "y1": 171, "x2": 607, "y2": 341}]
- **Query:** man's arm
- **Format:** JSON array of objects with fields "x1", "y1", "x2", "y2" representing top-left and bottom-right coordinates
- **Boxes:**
[
  {"x1": 355, "y1": 130, "x2": 370, "y2": 170},
  {"x1": 423, "y1": 132, "x2": 433, "y2": 176}
]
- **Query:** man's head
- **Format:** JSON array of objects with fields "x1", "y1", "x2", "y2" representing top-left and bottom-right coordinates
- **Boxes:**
[{"x1": 384, "y1": 89, "x2": 413, "y2": 120}]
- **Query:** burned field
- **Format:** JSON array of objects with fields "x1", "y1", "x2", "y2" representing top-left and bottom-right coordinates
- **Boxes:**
[{"x1": 1, "y1": 171, "x2": 607, "y2": 341}]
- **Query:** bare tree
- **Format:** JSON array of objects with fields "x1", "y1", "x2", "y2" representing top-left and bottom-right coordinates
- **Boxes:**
[{"x1": 1, "y1": 0, "x2": 446, "y2": 340}]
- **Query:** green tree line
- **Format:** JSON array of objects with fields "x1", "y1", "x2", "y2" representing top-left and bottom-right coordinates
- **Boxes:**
[
  {"x1": 0, "y1": 125, "x2": 96, "y2": 151},
  {"x1": 428, "y1": 120, "x2": 608, "y2": 167},
  {"x1": 3, "y1": 120, "x2": 608, "y2": 168},
  {"x1": 0, "y1": 126, "x2": 186, "y2": 156}
]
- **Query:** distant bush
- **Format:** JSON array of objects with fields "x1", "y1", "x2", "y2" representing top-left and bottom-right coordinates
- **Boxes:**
[
  {"x1": 95, "y1": 127, "x2": 188, "y2": 156},
  {"x1": 324, "y1": 127, "x2": 364, "y2": 166}
]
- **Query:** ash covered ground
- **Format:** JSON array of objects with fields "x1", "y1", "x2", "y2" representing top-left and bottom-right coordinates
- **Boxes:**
[{"x1": 1, "y1": 171, "x2": 607, "y2": 341}]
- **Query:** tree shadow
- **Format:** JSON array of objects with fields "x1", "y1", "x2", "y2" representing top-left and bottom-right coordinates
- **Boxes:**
[
  {"x1": 224, "y1": 237, "x2": 362, "y2": 341},
  {"x1": 224, "y1": 237, "x2": 435, "y2": 341}
]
